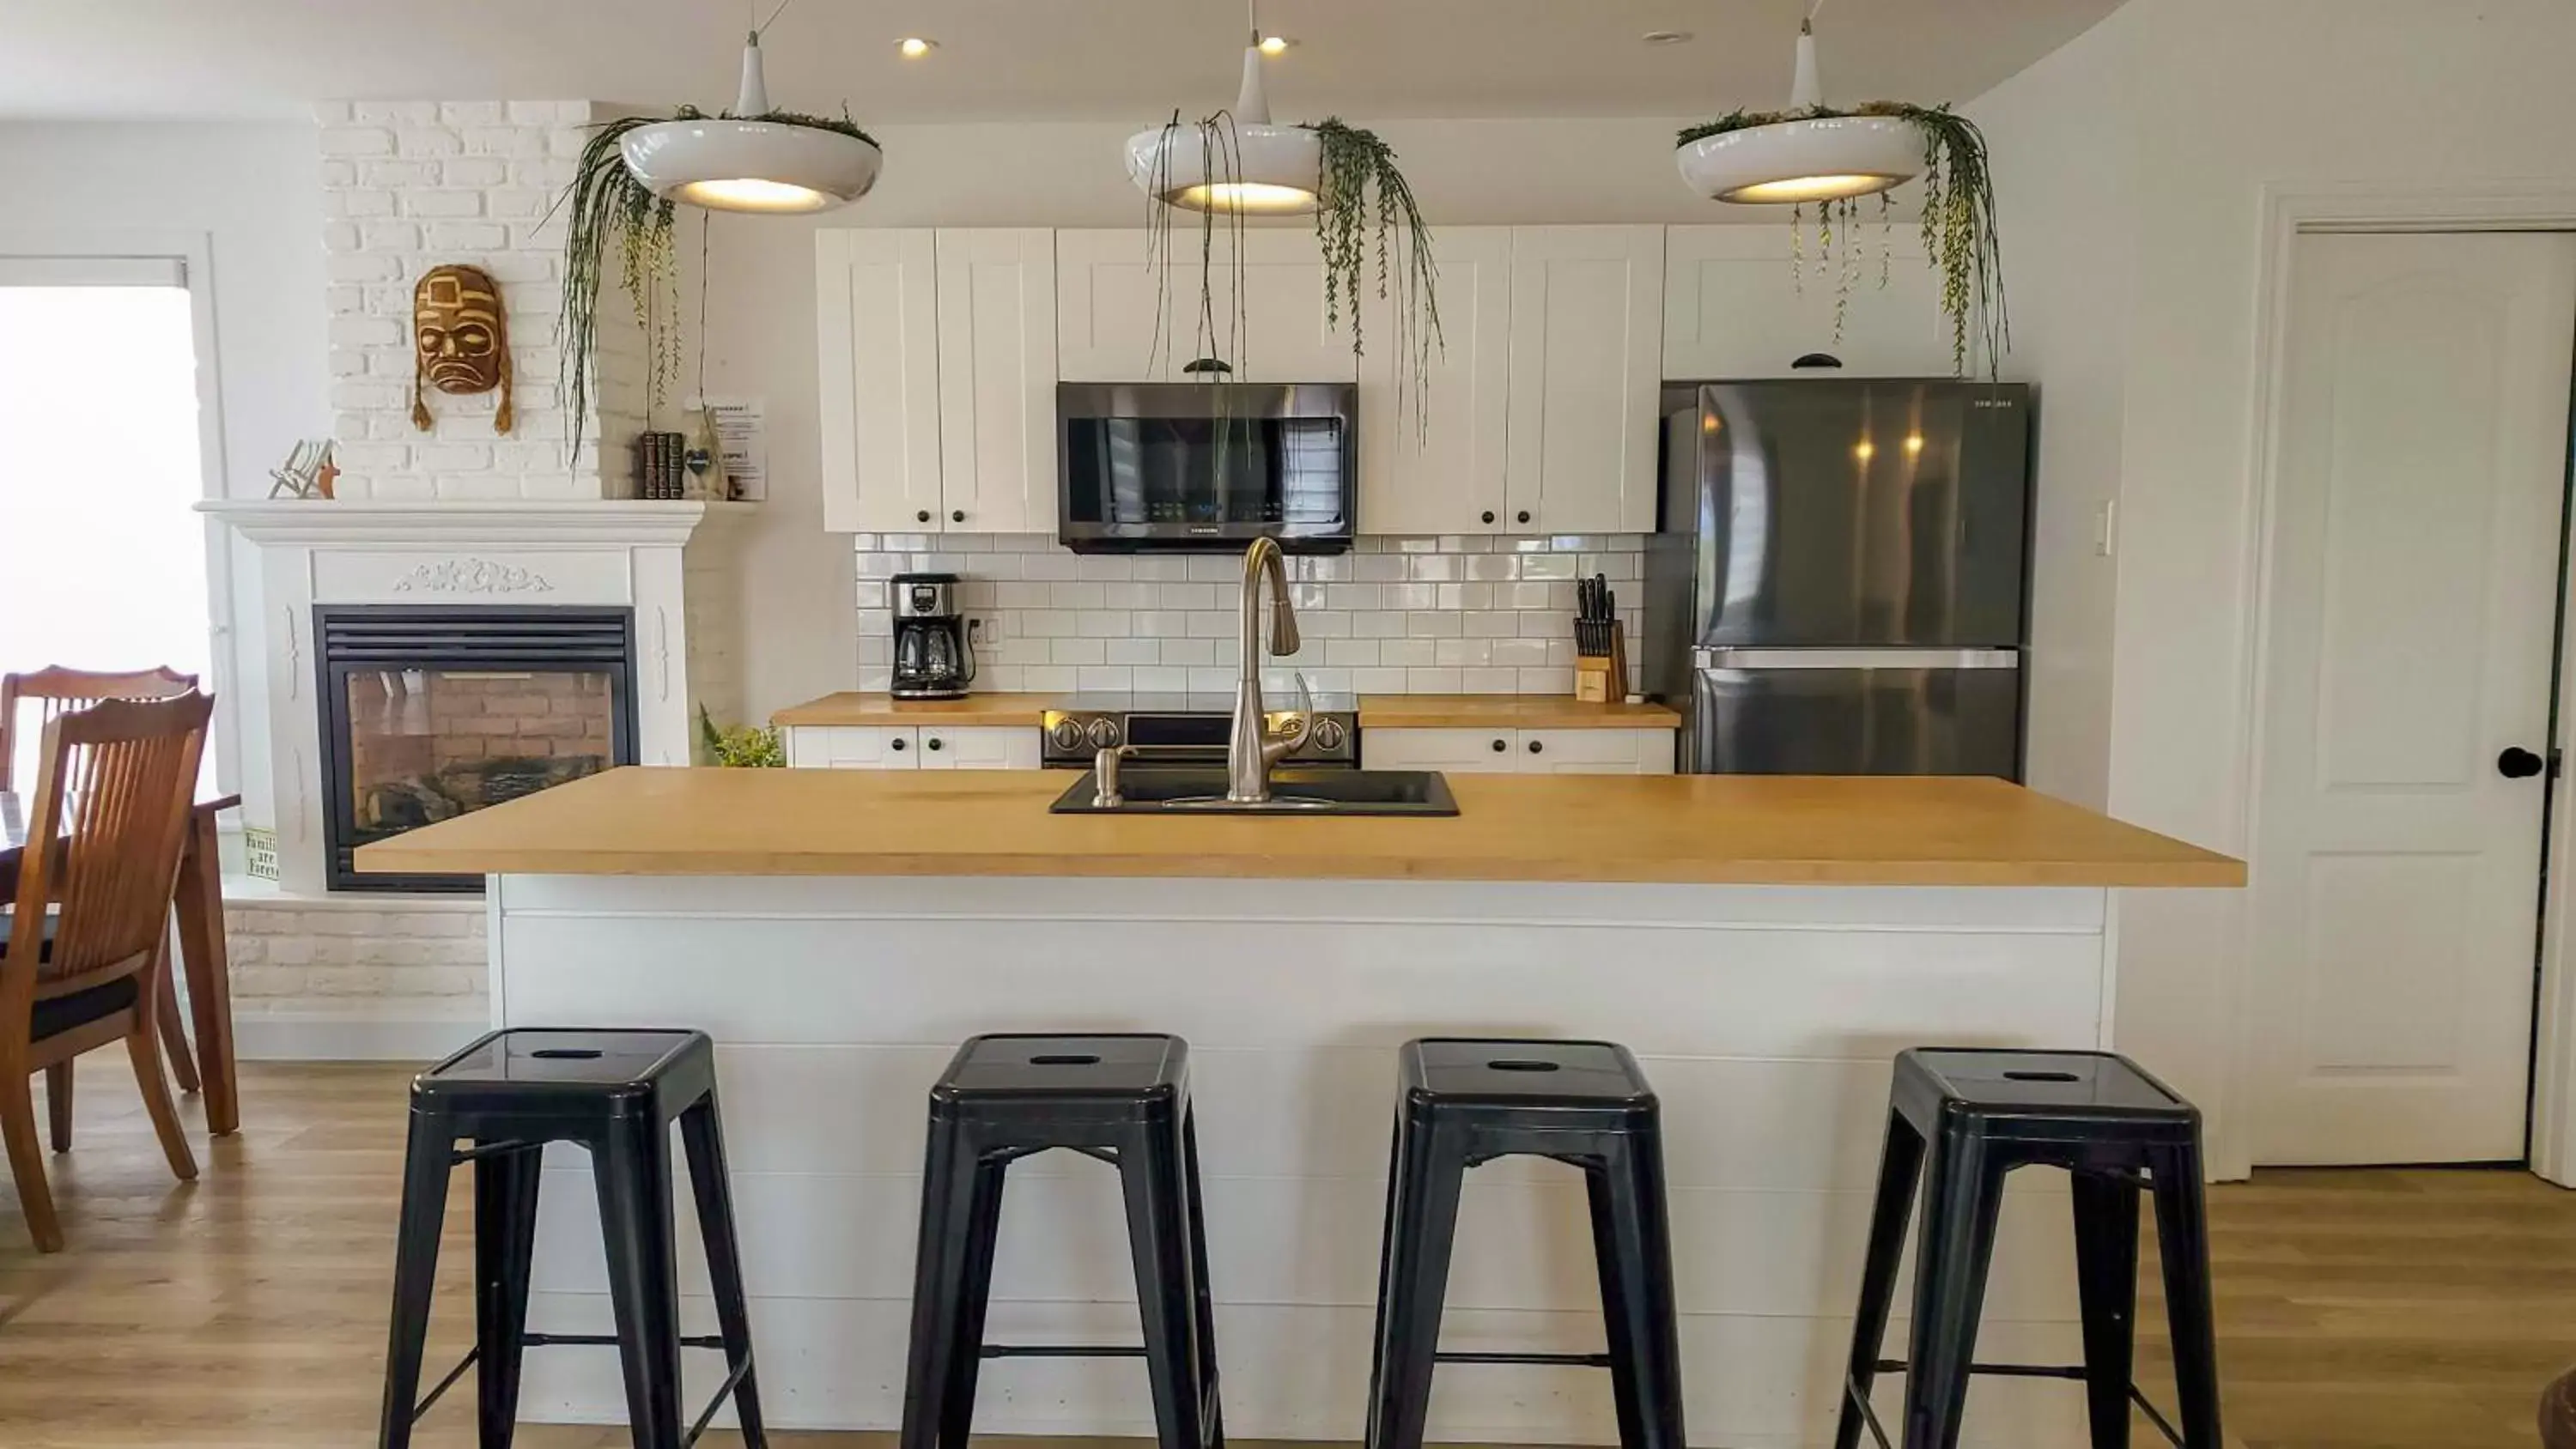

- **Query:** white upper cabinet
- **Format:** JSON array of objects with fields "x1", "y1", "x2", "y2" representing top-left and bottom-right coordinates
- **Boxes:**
[
  {"x1": 1233, "y1": 229, "x2": 1358, "y2": 383},
  {"x1": 935, "y1": 229, "x2": 1057, "y2": 534},
  {"x1": 1662, "y1": 224, "x2": 1953, "y2": 379},
  {"x1": 1056, "y1": 227, "x2": 1353, "y2": 384},
  {"x1": 817, "y1": 228, "x2": 1058, "y2": 534},
  {"x1": 1504, "y1": 226, "x2": 1665, "y2": 535},
  {"x1": 1360, "y1": 227, "x2": 1513, "y2": 537},
  {"x1": 817, "y1": 229, "x2": 942, "y2": 532},
  {"x1": 1056, "y1": 229, "x2": 1195, "y2": 383}
]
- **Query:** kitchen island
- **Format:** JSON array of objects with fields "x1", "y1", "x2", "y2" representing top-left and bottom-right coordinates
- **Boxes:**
[{"x1": 359, "y1": 768, "x2": 2238, "y2": 1447}]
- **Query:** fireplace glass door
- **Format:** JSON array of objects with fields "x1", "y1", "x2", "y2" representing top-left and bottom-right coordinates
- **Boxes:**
[{"x1": 318, "y1": 606, "x2": 636, "y2": 891}]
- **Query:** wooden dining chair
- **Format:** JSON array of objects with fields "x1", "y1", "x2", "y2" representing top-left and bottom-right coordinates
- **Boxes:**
[
  {"x1": 0, "y1": 692, "x2": 210, "y2": 1252},
  {"x1": 0, "y1": 665, "x2": 205, "y2": 1095}
]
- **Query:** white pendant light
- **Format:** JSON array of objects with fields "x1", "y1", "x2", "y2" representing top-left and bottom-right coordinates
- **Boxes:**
[
  {"x1": 1126, "y1": 1, "x2": 1320, "y2": 215},
  {"x1": 1676, "y1": 14, "x2": 1921, "y2": 205},
  {"x1": 621, "y1": 22, "x2": 881, "y2": 215}
]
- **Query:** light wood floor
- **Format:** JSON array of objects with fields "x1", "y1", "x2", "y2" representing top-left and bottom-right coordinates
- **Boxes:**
[{"x1": 0, "y1": 1062, "x2": 2567, "y2": 1449}]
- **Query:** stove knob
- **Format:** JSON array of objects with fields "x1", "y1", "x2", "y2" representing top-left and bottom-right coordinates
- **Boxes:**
[
  {"x1": 1309, "y1": 718, "x2": 1348, "y2": 754},
  {"x1": 1087, "y1": 717, "x2": 1122, "y2": 750},
  {"x1": 1049, "y1": 718, "x2": 1086, "y2": 752}
]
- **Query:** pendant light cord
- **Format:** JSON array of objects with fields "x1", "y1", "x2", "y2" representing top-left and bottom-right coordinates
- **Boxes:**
[
  {"x1": 1247, "y1": 0, "x2": 1259, "y2": 46},
  {"x1": 751, "y1": 0, "x2": 794, "y2": 40},
  {"x1": 1804, "y1": 0, "x2": 1828, "y2": 27}
]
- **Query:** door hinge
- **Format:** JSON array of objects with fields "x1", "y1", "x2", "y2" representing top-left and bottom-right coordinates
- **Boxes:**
[{"x1": 2552, "y1": 748, "x2": 2565, "y2": 781}]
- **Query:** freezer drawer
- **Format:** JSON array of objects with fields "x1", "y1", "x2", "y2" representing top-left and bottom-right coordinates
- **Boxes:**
[{"x1": 1686, "y1": 649, "x2": 2022, "y2": 778}]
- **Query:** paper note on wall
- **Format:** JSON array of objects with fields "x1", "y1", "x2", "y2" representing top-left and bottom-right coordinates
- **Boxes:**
[{"x1": 703, "y1": 397, "x2": 766, "y2": 501}]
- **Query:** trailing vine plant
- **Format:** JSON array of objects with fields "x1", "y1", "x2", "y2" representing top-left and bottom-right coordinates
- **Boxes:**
[
  {"x1": 1141, "y1": 113, "x2": 1443, "y2": 438},
  {"x1": 554, "y1": 104, "x2": 880, "y2": 461},
  {"x1": 1677, "y1": 102, "x2": 2008, "y2": 377}
]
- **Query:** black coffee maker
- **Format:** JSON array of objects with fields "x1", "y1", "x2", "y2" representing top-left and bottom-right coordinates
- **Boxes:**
[{"x1": 890, "y1": 572, "x2": 974, "y2": 699}]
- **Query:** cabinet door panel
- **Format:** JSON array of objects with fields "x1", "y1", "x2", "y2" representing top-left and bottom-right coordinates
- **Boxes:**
[
  {"x1": 936, "y1": 229, "x2": 1058, "y2": 534},
  {"x1": 1056, "y1": 229, "x2": 1235, "y2": 383},
  {"x1": 1236, "y1": 230, "x2": 1358, "y2": 384},
  {"x1": 1361, "y1": 228, "x2": 1513, "y2": 537},
  {"x1": 1361, "y1": 727, "x2": 1518, "y2": 773},
  {"x1": 1517, "y1": 728, "x2": 1674, "y2": 774},
  {"x1": 817, "y1": 229, "x2": 943, "y2": 532},
  {"x1": 916, "y1": 726, "x2": 1042, "y2": 770},
  {"x1": 805, "y1": 726, "x2": 920, "y2": 769},
  {"x1": 1663, "y1": 225, "x2": 1951, "y2": 379},
  {"x1": 1506, "y1": 227, "x2": 1664, "y2": 535}
]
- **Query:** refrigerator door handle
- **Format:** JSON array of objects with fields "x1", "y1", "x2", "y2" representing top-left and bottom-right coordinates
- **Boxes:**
[{"x1": 1693, "y1": 647, "x2": 2020, "y2": 670}]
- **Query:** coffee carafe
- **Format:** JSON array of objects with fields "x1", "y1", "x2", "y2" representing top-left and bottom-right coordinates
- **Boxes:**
[{"x1": 890, "y1": 572, "x2": 974, "y2": 700}]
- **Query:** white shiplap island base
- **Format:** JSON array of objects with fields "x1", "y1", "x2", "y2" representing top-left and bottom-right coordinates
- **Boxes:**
[{"x1": 359, "y1": 768, "x2": 2239, "y2": 1447}]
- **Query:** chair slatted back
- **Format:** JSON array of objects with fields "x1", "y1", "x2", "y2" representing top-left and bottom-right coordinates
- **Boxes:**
[
  {"x1": 4, "y1": 693, "x2": 211, "y2": 1004},
  {"x1": 0, "y1": 667, "x2": 201, "y2": 793}
]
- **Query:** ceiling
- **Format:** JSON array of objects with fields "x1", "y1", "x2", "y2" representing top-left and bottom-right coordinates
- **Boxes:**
[{"x1": 0, "y1": 0, "x2": 2123, "y2": 124}]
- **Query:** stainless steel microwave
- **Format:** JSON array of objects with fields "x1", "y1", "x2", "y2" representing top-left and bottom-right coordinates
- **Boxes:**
[{"x1": 1057, "y1": 382, "x2": 1357, "y2": 553}]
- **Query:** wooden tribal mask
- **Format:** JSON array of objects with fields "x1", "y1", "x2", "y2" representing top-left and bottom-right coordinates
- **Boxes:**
[{"x1": 410, "y1": 264, "x2": 512, "y2": 433}]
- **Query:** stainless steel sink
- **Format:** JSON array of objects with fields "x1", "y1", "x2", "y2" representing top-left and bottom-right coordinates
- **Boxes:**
[{"x1": 1048, "y1": 767, "x2": 1460, "y2": 816}]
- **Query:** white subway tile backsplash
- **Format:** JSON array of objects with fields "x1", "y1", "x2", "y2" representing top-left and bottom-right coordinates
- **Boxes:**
[{"x1": 856, "y1": 533, "x2": 1648, "y2": 696}]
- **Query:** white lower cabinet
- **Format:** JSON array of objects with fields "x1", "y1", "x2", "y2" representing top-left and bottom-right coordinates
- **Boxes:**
[
  {"x1": 783, "y1": 725, "x2": 1041, "y2": 770},
  {"x1": 1362, "y1": 726, "x2": 1674, "y2": 775},
  {"x1": 915, "y1": 726, "x2": 1042, "y2": 770}
]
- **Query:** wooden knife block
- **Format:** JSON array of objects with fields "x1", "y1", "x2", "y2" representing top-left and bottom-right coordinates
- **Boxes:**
[{"x1": 1574, "y1": 624, "x2": 1627, "y2": 703}]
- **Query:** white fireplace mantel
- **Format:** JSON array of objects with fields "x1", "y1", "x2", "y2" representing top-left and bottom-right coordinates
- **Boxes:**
[{"x1": 201, "y1": 499, "x2": 749, "y2": 895}]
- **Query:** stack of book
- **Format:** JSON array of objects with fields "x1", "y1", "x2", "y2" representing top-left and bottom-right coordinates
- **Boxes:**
[{"x1": 635, "y1": 431, "x2": 689, "y2": 500}]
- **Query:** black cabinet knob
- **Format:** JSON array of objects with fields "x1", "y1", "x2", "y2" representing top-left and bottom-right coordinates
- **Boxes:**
[
  {"x1": 1480, "y1": 510, "x2": 1496, "y2": 524},
  {"x1": 951, "y1": 509, "x2": 965, "y2": 524},
  {"x1": 927, "y1": 737, "x2": 944, "y2": 752},
  {"x1": 890, "y1": 737, "x2": 908, "y2": 751},
  {"x1": 1490, "y1": 737, "x2": 1508, "y2": 753},
  {"x1": 1516, "y1": 510, "x2": 1532, "y2": 524},
  {"x1": 915, "y1": 509, "x2": 932, "y2": 523},
  {"x1": 1527, "y1": 739, "x2": 1544, "y2": 755},
  {"x1": 2500, "y1": 746, "x2": 2547, "y2": 779}
]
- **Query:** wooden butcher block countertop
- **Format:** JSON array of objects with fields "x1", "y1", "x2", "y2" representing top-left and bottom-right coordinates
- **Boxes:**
[
  {"x1": 771, "y1": 693, "x2": 1680, "y2": 730},
  {"x1": 355, "y1": 767, "x2": 2243, "y2": 889}
]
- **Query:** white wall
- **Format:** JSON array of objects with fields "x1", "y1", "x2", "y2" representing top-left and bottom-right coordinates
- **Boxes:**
[
  {"x1": 1971, "y1": 16, "x2": 2137, "y2": 813},
  {"x1": 1972, "y1": 0, "x2": 2576, "y2": 1168},
  {"x1": 690, "y1": 116, "x2": 1734, "y2": 719},
  {"x1": 0, "y1": 120, "x2": 329, "y2": 831}
]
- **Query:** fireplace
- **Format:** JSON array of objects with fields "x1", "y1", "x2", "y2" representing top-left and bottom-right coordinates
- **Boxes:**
[{"x1": 316, "y1": 605, "x2": 638, "y2": 892}]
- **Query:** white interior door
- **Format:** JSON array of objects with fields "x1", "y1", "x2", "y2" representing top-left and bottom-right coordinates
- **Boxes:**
[{"x1": 2249, "y1": 230, "x2": 2576, "y2": 1165}]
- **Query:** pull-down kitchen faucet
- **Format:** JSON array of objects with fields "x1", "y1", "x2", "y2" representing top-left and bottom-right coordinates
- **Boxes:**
[{"x1": 1229, "y1": 537, "x2": 1313, "y2": 803}]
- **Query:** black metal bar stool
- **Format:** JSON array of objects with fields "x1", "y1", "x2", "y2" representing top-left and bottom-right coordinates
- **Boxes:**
[
  {"x1": 377, "y1": 1028, "x2": 765, "y2": 1449},
  {"x1": 1364, "y1": 1038, "x2": 1685, "y2": 1449},
  {"x1": 898, "y1": 1033, "x2": 1221, "y2": 1449},
  {"x1": 1835, "y1": 1047, "x2": 2222, "y2": 1449}
]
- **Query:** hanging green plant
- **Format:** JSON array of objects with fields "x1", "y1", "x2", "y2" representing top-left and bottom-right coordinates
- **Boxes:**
[
  {"x1": 1136, "y1": 111, "x2": 1443, "y2": 433},
  {"x1": 555, "y1": 104, "x2": 882, "y2": 462},
  {"x1": 556, "y1": 115, "x2": 678, "y2": 464},
  {"x1": 1308, "y1": 118, "x2": 1443, "y2": 427},
  {"x1": 1676, "y1": 102, "x2": 2008, "y2": 377}
]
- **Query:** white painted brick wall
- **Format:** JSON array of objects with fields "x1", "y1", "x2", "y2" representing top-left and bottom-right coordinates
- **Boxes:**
[
  {"x1": 853, "y1": 533, "x2": 1648, "y2": 695},
  {"x1": 314, "y1": 99, "x2": 647, "y2": 500},
  {"x1": 224, "y1": 901, "x2": 489, "y2": 1021}
]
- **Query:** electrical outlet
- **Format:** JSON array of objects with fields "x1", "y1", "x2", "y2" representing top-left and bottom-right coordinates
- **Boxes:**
[{"x1": 968, "y1": 613, "x2": 1000, "y2": 646}]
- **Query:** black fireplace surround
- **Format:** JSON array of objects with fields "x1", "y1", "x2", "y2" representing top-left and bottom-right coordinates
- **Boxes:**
[{"x1": 315, "y1": 605, "x2": 638, "y2": 893}]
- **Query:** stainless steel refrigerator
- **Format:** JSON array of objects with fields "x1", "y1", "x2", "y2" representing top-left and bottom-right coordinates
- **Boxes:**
[{"x1": 1642, "y1": 380, "x2": 2033, "y2": 777}]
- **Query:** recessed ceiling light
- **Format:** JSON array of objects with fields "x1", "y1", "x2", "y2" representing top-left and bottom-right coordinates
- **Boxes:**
[
  {"x1": 1643, "y1": 29, "x2": 1694, "y2": 45},
  {"x1": 1257, "y1": 34, "x2": 1295, "y2": 56},
  {"x1": 896, "y1": 36, "x2": 937, "y2": 58}
]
